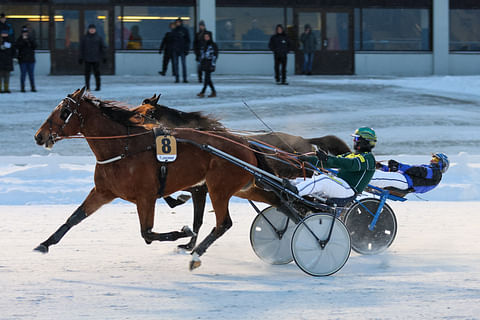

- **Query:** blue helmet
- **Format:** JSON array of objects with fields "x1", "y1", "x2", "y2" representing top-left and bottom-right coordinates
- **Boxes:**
[{"x1": 432, "y1": 153, "x2": 449, "y2": 173}]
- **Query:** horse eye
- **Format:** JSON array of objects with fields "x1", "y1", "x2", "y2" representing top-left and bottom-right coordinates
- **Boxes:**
[{"x1": 60, "y1": 108, "x2": 71, "y2": 121}]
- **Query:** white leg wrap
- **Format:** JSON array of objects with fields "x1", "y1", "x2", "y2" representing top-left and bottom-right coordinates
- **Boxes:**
[{"x1": 191, "y1": 252, "x2": 201, "y2": 262}]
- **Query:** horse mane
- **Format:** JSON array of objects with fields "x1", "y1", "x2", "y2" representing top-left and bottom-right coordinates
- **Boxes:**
[
  {"x1": 83, "y1": 93, "x2": 139, "y2": 127},
  {"x1": 141, "y1": 96, "x2": 225, "y2": 131}
]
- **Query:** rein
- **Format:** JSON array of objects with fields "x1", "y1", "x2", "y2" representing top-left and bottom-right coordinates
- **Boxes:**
[
  {"x1": 174, "y1": 128, "x2": 311, "y2": 173},
  {"x1": 52, "y1": 95, "x2": 154, "y2": 165},
  {"x1": 52, "y1": 96, "x2": 312, "y2": 171},
  {"x1": 58, "y1": 131, "x2": 151, "y2": 141}
]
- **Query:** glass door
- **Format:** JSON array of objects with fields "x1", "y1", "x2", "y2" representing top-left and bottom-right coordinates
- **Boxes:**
[
  {"x1": 295, "y1": 9, "x2": 353, "y2": 75},
  {"x1": 51, "y1": 9, "x2": 80, "y2": 75},
  {"x1": 50, "y1": 7, "x2": 114, "y2": 75}
]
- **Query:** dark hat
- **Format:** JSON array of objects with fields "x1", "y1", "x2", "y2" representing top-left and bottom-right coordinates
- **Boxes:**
[
  {"x1": 199, "y1": 20, "x2": 205, "y2": 27},
  {"x1": 88, "y1": 24, "x2": 96, "y2": 29},
  {"x1": 0, "y1": 13, "x2": 5, "y2": 18},
  {"x1": 21, "y1": 26, "x2": 29, "y2": 33}
]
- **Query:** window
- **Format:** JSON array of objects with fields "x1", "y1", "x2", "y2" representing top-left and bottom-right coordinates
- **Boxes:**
[
  {"x1": 358, "y1": 8, "x2": 430, "y2": 51},
  {"x1": 216, "y1": 7, "x2": 284, "y2": 50},
  {"x1": 115, "y1": 6, "x2": 194, "y2": 50},
  {"x1": 450, "y1": 9, "x2": 480, "y2": 51},
  {"x1": 0, "y1": 4, "x2": 49, "y2": 49}
]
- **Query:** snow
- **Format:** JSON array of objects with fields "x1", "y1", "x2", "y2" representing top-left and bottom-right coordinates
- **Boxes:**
[
  {"x1": 1, "y1": 74, "x2": 480, "y2": 318},
  {"x1": 1, "y1": 202, "x2": 479, "y2": 319}
]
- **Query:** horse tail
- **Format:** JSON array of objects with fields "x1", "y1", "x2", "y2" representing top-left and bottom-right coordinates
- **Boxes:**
[{"x1": 308, "y1": 135, "x2": 351, "y2": 156}]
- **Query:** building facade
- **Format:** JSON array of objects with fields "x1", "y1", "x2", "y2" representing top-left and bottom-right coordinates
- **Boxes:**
[{"x1": 1, "y1": 0, "x2": 479, "y2": 76}]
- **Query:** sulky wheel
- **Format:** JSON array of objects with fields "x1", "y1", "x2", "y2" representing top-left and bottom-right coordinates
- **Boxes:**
[
  {"x1": 291, "y1": 214, "x2": 351, "y2": 277},
  {"x1": 343, "y1": 198, "x2": 397, "y2": 255},
  {"x1": 250, "y1": 206, "x2": 296, "y2": 265}
]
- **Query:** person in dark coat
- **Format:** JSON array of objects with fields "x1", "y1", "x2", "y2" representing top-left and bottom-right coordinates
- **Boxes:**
[
  {"x1": 171, "y1": 18, "x2": 190, "y2": 83},
  {"x1": 193, "y1": 20, "x2": 212, "y2": 83},
  {"x1": 16, "y1": 26, "x2": 37, "y2": 92},
  {"x1": 196, "y1": 33, "x2": 218, "y2": 98},
  {"x1": 0, "y1": 13, "x2": 14, "y2": 40},
  {"x1": 79, "y1": 24, "x2": 106, "y2": 91},
  {"x1": 158, "y1": 22, "x2": 175, "y2": 76},
  {"x1": 300, "y1": 24, "x2": 317, "y2": 75},
  {"x1": 0, "y1": 28, "x2": 13, "y2": 93},
  {"x1": 268, "y1": 24, "x2": 292, "y2": 85}
]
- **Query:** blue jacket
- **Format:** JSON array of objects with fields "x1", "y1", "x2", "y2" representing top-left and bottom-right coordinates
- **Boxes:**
[{"x1": 379, "y1": 162, "x2": 442, "y2": 193}]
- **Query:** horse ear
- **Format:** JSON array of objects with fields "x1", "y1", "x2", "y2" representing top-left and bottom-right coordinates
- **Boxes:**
[
  {"x1": 142, "y1": 94, "x2": 157, "y2": 105},
  {"x1": 72, "y1": 87, "x2": 86, "y2": 100},
  {"x1": 152, "y1": 94, "x2": 161, "y2": 105}
]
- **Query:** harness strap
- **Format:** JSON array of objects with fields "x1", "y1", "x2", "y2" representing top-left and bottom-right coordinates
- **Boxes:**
[
  {"x1": 96, "y1": 154, "x2": 125, "y2": 165},
  {"x1": 157, "y1": 165, "x2": 168, "y2": 197}
]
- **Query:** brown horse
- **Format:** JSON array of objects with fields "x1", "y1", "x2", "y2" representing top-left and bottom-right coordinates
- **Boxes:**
[
  {"x1": 33, "y1": 88, "x2": 278, "y2": 270},
  {"x1": 132, "y1": 95, "x2": 351, "y2": 249}
]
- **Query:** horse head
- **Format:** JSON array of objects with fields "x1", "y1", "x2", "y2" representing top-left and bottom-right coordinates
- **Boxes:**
[
  {"x1": 34, "y1": 87, "x2": 87, "y2": 149},
  {"x1": 129, "y1": 94, "x2": 162, "y2": 129},
  {"x1": 142, "y1": 93, "x2": 161, "y2": 106}
]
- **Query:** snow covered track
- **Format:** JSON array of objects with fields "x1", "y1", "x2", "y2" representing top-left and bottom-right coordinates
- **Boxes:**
[{"x1": 1, "y1": 202, "x2": 479, "y2": 319}]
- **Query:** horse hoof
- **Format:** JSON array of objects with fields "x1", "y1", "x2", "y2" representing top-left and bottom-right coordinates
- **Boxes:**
[
  {"x1": 34, "y1": 244, "x2": 48, "y2": 253},
  {"x1": 177, "y1": 194, "x2": 191, "y2": 203},
  {"x1": 189, "y1": 259, "x2": 202, "y2": 271},
  {"x1": 189, "y1": 252, "x2": 202, "y2": 270},
  {"x1": 181, "y1": 226, "x2": 196, "y2": 237}
]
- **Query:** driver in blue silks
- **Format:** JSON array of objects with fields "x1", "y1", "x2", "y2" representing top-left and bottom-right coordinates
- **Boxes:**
[{"x1": 370, "y1": 153, "x2": 449, "y2": 194}]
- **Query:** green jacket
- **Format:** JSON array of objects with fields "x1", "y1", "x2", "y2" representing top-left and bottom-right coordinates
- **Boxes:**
[{"x1": 302, "y1": 152, "x2": 376, "y2": 193}]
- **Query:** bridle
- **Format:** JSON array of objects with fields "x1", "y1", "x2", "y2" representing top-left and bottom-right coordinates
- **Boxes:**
[{"x1": 48, "y1": 95, "x2": 85, "y2": 142}]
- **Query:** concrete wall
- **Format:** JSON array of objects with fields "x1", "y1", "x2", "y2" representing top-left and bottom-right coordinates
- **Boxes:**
[
  {"x1": 449, "y1": 53, "x2": 480, "y2": 75},
  {"x1": 215, "y1": 52, "x2": 294, "y2": 75},
  {"x1": 355, "y1": 53, "x2": 433, "y2": 76},
  {"x1": 11, "y1": 51, "x2": 50, "y2": 76},
  {"x1": 115, "y1": 51, "x2": 197, "y2": 75},
  {"x1": 115, "y1": 51, "x2": 294, "y2": 76}
]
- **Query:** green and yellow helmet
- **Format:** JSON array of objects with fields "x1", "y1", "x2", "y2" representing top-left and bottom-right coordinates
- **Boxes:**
[{"x1": 352, "y1": 127, "x2": 377, "y2": 149}]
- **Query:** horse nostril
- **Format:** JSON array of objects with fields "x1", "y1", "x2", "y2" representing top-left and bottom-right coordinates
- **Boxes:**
[{"x1": 35, "y1": 133, "x2": 43, "y2": 145}]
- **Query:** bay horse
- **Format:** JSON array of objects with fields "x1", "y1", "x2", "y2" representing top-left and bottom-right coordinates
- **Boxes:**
[
  {"x1": 34, "y1": 88, "x2": 273, "y2": 270},
  {"x1": 132, "y1": 94, "x2": 351, "y2": 249}
]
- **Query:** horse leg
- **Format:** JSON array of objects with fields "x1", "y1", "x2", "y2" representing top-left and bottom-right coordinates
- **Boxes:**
[
  {"x1": 178, "y1": 185, "x2": 208, "y2": 251},
  {"x1": 189, "y1": 196, "x2": 232, "y2": 270},
  {"x1": 163, "y1": 194, "x2": 191, "y2": 209},
  {"x1": 137, "y1": 196, "x2": 195, "y2": 244},
  {"x1": 34, "y1": 188, "x2": 115, "y2": 253}
]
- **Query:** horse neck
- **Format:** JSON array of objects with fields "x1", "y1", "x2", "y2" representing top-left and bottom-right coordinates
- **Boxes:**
[
  {"x1": 78, "y1": 100, "x2": 143, "y2": 160},
  {"x1": 157, "y1": 105, "x2": 217, "y2": 130}
]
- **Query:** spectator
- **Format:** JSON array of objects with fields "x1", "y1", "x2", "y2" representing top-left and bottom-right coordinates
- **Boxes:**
[
  {"x1": 126, "y1": 25, "x2": 142, "y2": 49},
  {"x1": 79, "y1": 24, "x2": 106, "y2": 91},
  {"x1": 0, "y1": 28, "x2": 13, "y2": 93},
  {"x1": 171, "y1": 18, "x2": 190, "y2": 83},
  {"x1": 16, "y1": 26, "x2": 37, "y2": 92},
  {"x1": 300, "y1": 24, "x2": 316, "y2": 75},
  {"x1": 242, "y1": 19, "x2": 267, "y2": 49},
  {"x1": 218, "y1": 20, "x2": 234, "y2": 49},
  {"x1": 193, "y1": 20, "x2": 212, "y2": 83},
  {"x1": 196, "y1": 32, "x2": 218, "y2": 98},
  {"x1": 0, "y1": 13, "x2": 14, "y2": 40},
  {"x1": 159, "y1": 22, "x2": 175, "y2": 76},
  {"x1": 268, "y1": 24, "x2": 292, "y2": 85}
]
